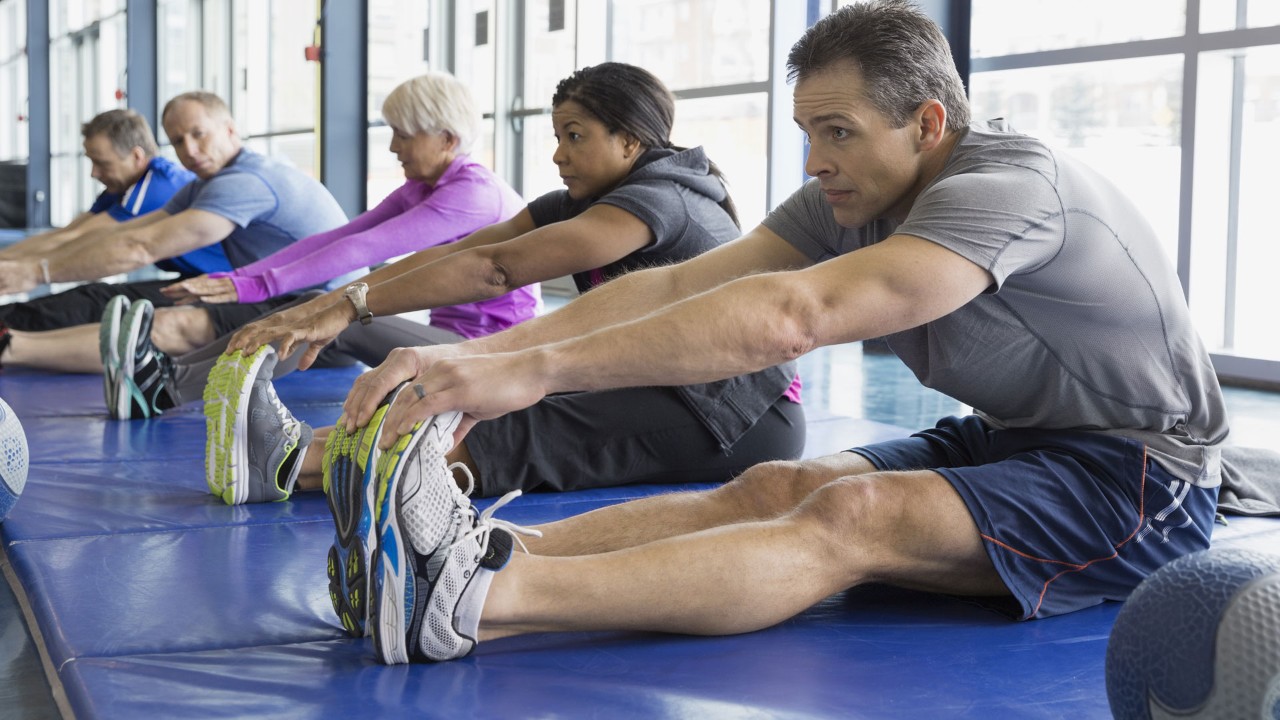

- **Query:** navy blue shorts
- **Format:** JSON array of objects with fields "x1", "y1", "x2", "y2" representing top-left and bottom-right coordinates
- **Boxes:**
[{"x1": 851, "y1": 415, "x2": 1218, "y2": 619}]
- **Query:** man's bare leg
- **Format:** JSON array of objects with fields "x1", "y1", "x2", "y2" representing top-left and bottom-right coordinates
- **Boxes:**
[
  {"x1": 0, "y1": 305, "x2": 219, "y2": 374},
  {"x1": 524, "y1": 453, "x2": 880, "y2": 556},
  {"x1": 479, "y1": 468, "x2": 1006, "y2": 639},
  {"x1": 150, "y1": 306, "x2": 218, "y2": 355},
  {"x1": 1, "y1": 324, "x2": 104, "y2": 372}
]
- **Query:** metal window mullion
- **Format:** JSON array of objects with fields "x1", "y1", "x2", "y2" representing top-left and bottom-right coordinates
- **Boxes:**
[
  {"x1": 970, "y1": 24, "x2": 1280, "y2": 74},
  {"x1": 125, "y1": 0, "x2": 157, "y2": 130},
  {"x1": 1176, "y1": 0, "x2": 1201, "y2": 302},
  {"x1": 26, "y1": 0, "x2": 49, "y2": 227},
  {"x1": 495, "y1": 0, "x2": 524, "y2": 195},
  {"x1": 767, "y1": 0, "x2": 805, "y2": 211},
  {"x1": 1222, "y1": 49, "x2": 1246, "y2": 350}
]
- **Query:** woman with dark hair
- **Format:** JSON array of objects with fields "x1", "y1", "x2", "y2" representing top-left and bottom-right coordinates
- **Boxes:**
[{"x1": 202, "y1": 61, "x2": 803, "y2": 635}]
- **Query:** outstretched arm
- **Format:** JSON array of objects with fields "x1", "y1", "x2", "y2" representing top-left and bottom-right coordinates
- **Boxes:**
[
  {"x1": 341, "y1": 224, "x2": 813, "y2": 429},
  {"x1": 0, "y1": 211, "x2": 117, "y2": 260},
  {"x1": 377, "y1": 232, "x2": 993, "y2": 444},
  {"x1": 47, "y1": 208, "x2": 233, "y2": 282},
  {"x1": 229, "y1": 202, "x2": 656, "y2": 370}
]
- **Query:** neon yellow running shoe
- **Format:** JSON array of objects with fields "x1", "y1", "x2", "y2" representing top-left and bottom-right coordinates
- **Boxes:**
[{"x1": 203, "y1": 346, "x2": 312, "y2": 505}]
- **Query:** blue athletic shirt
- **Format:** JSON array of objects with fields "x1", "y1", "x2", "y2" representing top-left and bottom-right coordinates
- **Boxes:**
[
  {"x1": 87, "y1": 156, "x2": 231, "y2": 276},
  {"x1": 161, "y1": 148, "x2": 348, "y2": 272}
]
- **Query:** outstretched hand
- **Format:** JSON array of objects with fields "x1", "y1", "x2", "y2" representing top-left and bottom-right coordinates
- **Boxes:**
[
  {"x1": 0, "y1": 259, "x2": 39, "y2": 294},
  {"x1": 340, "y1": 345, "x2": 463, "y2": 431},
  {"x1": 376, "y1": 350, "x2": 552, "y2": 450},
  {"x1": 161, "y1": 275, "x2": 239, "y2": 305},
  {"x1": 226, "y1": 298, "x2": 351, "y2": 369}
]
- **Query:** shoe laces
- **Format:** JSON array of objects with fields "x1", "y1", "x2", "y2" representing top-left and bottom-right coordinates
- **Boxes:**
[
  {"x1": 448, "y1": 462, "x2": 476, "y2": 496},
  {"x1": 259, "y1": 379, "x2": 302, "y2": 441},
  {"x1": 459, "y1": 490, "x2": 542, "y2": 559}
]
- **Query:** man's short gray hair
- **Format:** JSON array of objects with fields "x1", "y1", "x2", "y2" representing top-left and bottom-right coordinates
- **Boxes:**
[
  {"x1": 81, "y1": 109, "x2": 159, "y2": 158},
  {"x1": 381, "y1": 72, "x2": 480, "y2": 154}
]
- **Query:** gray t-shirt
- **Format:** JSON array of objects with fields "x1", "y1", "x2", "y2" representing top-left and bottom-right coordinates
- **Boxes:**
[
  {"x1": 163, "y1": 148, "x2": 347, "y2": 269},
  {"x1": 763, "y1": 121, "x2": 1228, "y2": 487}
]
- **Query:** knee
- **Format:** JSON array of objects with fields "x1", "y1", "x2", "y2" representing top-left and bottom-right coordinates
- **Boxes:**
[
  {"x1": 151, "y1": 308, "x2": 214, "y2": 353},
  {"x1": 712, "y1": 460, "x2": 824, "y2": 519},
  {"x1": 789, "y1": 475, "x2": 904, "y2": 553}
]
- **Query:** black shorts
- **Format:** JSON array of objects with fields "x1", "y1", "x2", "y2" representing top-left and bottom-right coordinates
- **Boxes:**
[
  {"x1": 465, "y1": 388, "x2": 806, "y2": 497},
  {"x1": 0, "y1": 280, "x2": 178, "y2": 330}
]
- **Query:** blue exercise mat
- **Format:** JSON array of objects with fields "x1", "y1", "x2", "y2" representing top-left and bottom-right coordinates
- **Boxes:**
[{"x1": 2, "y1": 366, "x2": 1277, "y2": 719}]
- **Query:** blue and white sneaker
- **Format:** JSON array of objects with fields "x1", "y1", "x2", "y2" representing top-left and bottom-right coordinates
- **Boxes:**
[
  {"x1": 204, "y1": 346, "x2": 312, "y2": 505},
  {"x1": 322, "y1": 385, "x2": 404, "y2": 637},
  {"x1": 371, "y1": 413, "x2": 539, "y2": 663}
]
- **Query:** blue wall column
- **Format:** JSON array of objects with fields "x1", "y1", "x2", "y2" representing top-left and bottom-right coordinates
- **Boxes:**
[
  {"x1": 125, "y1": 0, "x2": 158, "y2": 131},
  {"x1": 25, "y1": 0, "x2": 49, "y2": 228},
  {"x1": 319, "y1": 0, "x2": 368, "y2": 218}
]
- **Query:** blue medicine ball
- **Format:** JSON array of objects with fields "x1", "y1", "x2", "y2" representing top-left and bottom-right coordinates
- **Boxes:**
[{"x1": 1106, "y1": 547, "x2": 1280, "y2": 720}]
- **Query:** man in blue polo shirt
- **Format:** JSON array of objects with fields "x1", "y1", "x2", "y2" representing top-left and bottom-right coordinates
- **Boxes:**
[
  {"x1": 0, "y1": 108, "x2": 204, "y2": 279},
  {"x1": 0, "y1": 92, "x2": 346, "y2": 331}
]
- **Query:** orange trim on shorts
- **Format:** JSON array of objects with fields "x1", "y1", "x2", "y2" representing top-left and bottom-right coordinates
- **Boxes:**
[{"x1": 979, "y1": 446, "x2": 1149, "y2": 617}]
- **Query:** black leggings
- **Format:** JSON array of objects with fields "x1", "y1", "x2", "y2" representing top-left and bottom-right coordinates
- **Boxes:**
[{"x1": 466, "y1": 389, "x2": 806, "y2": 497}]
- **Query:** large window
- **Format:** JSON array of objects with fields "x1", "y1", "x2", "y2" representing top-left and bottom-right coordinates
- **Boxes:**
[
  {"x1": 969, "y1": 0, "x2": 1280, "y2": 382},
  {"x1": 47, "y1": 0, "x2": 128, "y2": 225},
  {"x1": 612, "y1": 0, "x2": 773, "y2": 229},
  {"x1": 366, "y1": 0, "x2": 434, "y2": 205},
  {"x1": 0, "y1": 0, "x2": 27, "y2": 163},
  {"x1": 156, "y1": 0, "x2": 318, "y2": 177}
]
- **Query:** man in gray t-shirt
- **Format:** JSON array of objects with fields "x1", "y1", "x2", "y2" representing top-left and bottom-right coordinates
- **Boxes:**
[{"x1": 328, "y1": 1, "x2": 1229, "y2": 664}]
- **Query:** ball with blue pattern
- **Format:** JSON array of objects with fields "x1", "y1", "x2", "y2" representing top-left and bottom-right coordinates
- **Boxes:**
[{"x1": 1106, "y1": 547, "x2": 1280, "y2": 720}]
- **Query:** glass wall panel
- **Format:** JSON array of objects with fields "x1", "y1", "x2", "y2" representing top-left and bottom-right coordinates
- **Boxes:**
[
  {"x1": 366, "y1": 125, "x2": 402, "y2": 207},
  {"x1": 1191, "y1": 45, "x2": 1280, "y2": 361},
  {"x1": 519, "y1": 112, "x2": 558, "y2": 202},
  {"x1": 611, "y1": 0, "x2": 769, "y2": 91},
  {"x1": 455, "y1": 0, "x2": 496, "y2": 118},
  {"x1": 971, "y1": 0, "x2": 1184, "y2": 56},
  {"x1": 1201, "y1": 1, "x2": 1280, "y2": 33},
  {"x1": 0, "y1": 0, "x2": 28, "y2": 161},
  {"x1": 368, "y1": 0, "x2": 432, "y2": 119},
  {"x1": 673, "y1": 93, "x2": 768, "y2": 231},
  {"x1": 522, "y1": 0, "x2": 576, "y2": 105},
  {"x1": 268, "y1": 0, "x2": 317, "y2": 133},
  {"x1": 970, "y1": 56, "x2": 1184, "y2": 265}
]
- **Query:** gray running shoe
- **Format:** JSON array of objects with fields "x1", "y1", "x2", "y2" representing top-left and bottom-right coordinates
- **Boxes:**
[
  {"x1": 204, "y1": 346, "x2": 313, "y2": 505},
  {"x1": 108, "y1": 299, "x2": 176, "y2": 420},
  {"x1": 372, "y1": 413, "x2": 539, "y2": 663},
  {"x1": 100, "y1": 295, "x2": 130, "y2": 412}
]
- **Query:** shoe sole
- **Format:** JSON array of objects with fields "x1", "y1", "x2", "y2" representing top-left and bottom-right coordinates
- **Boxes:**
[
  {"x1": 372, "y1": 411, "x2": 463, "y2": 665},
  {"x1": 115, "y1": 300, "x2": 154, "y2": 420},
  {"x1": 322, "y1": 403, "x2": 391, "y2": 637},
  {"x1": 100, "y1": 296, "x2": 129, "y2": 417},
  {"x1": 203, "y1": 347, "x2": 273, "y2": 505}
]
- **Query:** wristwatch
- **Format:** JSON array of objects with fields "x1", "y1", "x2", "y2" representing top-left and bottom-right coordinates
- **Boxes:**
[{"x1": 343, "y1": 282, "x2": 374, "y2": 325}]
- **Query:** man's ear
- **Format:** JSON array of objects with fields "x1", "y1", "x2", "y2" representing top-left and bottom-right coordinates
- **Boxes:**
[
  {"x1": 130, "y1": 145, "x2": 149, "y2": 169},
  {"x1": 916, "y1": 99, "x2": 948, "y2": 151}
]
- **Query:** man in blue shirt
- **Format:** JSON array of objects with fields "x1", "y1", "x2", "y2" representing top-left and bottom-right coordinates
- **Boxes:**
[
  {"x1": 0, "y1": 92, "x2": 346, "y2": 331},
  {"x1": 0, "y1": 109, "x2": 202, "y2": 279}
]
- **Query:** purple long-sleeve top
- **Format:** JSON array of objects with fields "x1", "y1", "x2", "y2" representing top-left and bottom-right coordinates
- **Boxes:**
[{"x1": 214, "y1": 155, "x2": 539, "y2": 339}]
